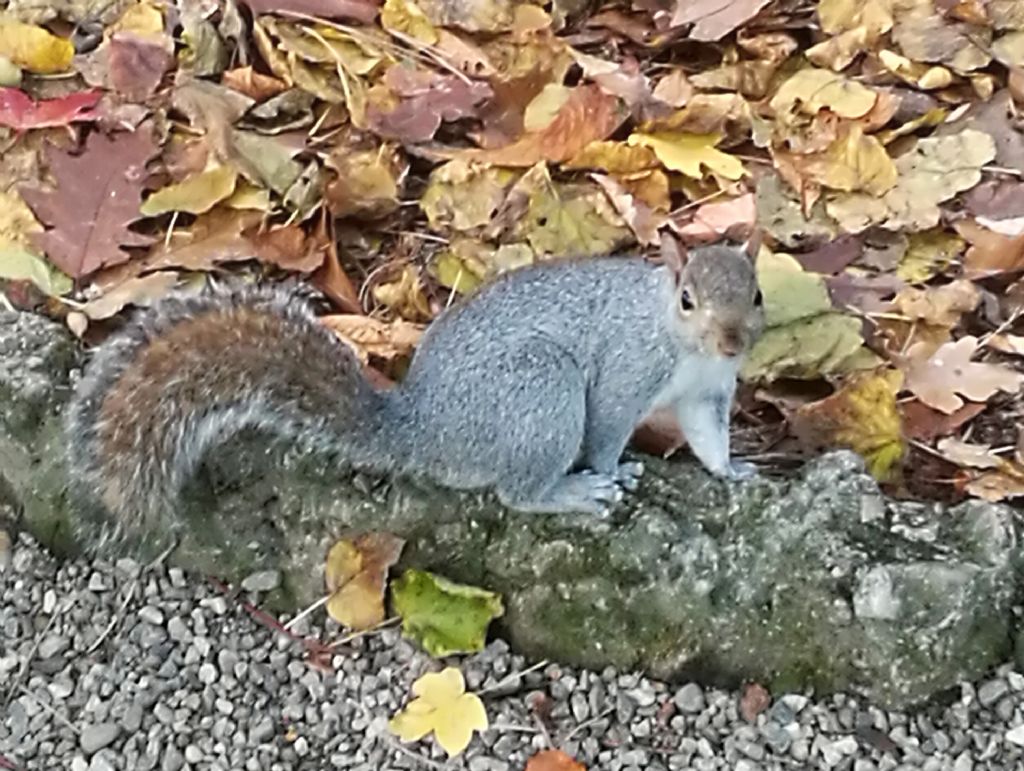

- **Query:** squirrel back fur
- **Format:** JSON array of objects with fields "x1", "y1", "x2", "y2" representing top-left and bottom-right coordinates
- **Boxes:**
[{"x1": 67, "y1": 247, "x2": 762, "y2": 550}]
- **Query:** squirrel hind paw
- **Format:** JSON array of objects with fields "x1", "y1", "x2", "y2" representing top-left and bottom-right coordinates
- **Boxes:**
[
  {"x1": 613, "y1": 461, "x2": 645, "y2": 491},
  {"x1": 500, "y1": 471, "x2": 624, "y2": 517}
]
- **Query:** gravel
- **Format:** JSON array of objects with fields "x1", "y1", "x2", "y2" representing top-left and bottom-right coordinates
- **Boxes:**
[{"x1": 3, "y1": 531, "x2": 1024, "y2": 770}]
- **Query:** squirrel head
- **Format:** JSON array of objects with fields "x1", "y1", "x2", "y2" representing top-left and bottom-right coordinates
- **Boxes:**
[{"x1": 660, "y1": 233, "x2": 766, "y2": 360}]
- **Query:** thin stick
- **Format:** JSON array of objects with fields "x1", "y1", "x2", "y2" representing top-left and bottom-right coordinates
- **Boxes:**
[
  {"x1": 478, "y1": 659, "x2": 550, "y2": 696},
  {"x1": 563, "y1": 706, "x2": 616, "y2": 742},
  {"x1": 382, "y1": 735, "x2": 449, "y2": 770},
  {"x1": 16, "y1": 685, "x2": 81, "y2": 735},
  {"x1": 328, "y1": 616, "x2": 401, "y2": 648},
  {"x1": 283, "y1": 594, "x2": 329, "y2": 631},
  {"x1": 3, "y1": 611, "x2": 59, "y2": 708}
]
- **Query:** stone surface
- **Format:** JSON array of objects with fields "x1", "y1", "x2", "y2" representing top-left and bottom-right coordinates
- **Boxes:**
[{"x1": 1, "y1": 309, "x2": 1021, "y2": 708}]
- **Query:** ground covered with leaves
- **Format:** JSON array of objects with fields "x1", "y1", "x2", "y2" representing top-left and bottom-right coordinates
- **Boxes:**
[{"x1": 2, "y1": 0, "x2": 1024, "y2": 502}]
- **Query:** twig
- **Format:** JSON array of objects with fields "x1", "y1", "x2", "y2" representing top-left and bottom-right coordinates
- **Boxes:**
[
  {"x1": 979, "y1": 307, "x2": 1024, "y2": 349},
  {"x1": 488, "y1": 722, "x2": 540, "y2": 734},
  {"x1": 382, "y1": 735, "x2": 450, "y2": 770},
  {"x1": 328, "y1": 616, "x2": 401, "y2": 649},
  {"x1": 982, "y1": 165, "x2": 1024, "y2": 177},
  {"x1": 86, "y1": 541, "x2": 174, "y2": 655},
  {"x1": 282, "y1": 594, "x2": 329, "y2": 631},
  {"x1": 3, "y1": 610, "x2": 59, "y2": 708},
  {"x1": 16, "y1": 685, "x2": 80, "y2": 735},
  {"x1": 478, "y1": 659, "x2": 550, "y2": 696},
  {"x1": 563, "y1": 706, "x2": 616, "y2": 742}
]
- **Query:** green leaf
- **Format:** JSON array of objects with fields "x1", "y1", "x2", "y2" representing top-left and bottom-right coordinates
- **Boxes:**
[
  {"x1": 391, "y1": 570, "x2": 503, "y2": 657},
  {"x1": 0, "y1": 244, "x2": 72, "y2": 296}
]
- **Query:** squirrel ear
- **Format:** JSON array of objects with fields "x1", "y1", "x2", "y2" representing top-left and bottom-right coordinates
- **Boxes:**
[
  {"x1": 659, "y1": 232, "x2": 687, "y2": 279},
  {"x1": 740, "y1": 229, "x2": 763, "y2": 261}
]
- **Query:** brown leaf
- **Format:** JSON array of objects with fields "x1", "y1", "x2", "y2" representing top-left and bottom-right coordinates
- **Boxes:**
[
  {"x1": 672, "y1": 0, "x2": 772, "y2": 41},
  {"x1": 141, "y1": 208, "x2": 323, "y2": 273},
  {"x1": 465, "y1": 84, "x2": 626, "y2": 167},
  {"x1": 320, "y1": 314, "x2": 424, "y2": 366},
  {"x1": 673, "y1": 193, "x2": 756, "y2": 242},
  {"x1": 221, "y1": 66, "x2": 290, "y2": 101},
  {"x1": 900, "y1": 400, "x2": 986, "y2": 442},
  {"x1": 324, "y1": 532, "x2": 405, "y2": 630},
  {"x1": 739, "y1": 682, "x2": 771, "y2": 722},
  {"x1": 525, "y1": 749, "x2": 587, "y2": 771},
  {"x1": 957, "y1": 219, "x2": 1024, "y2": 278},
  {"x1": 241, "y1": 0, "x2": 380, "y2": 23},
  {"x1": 76, "y1": 271, "x2": 180, "y2": 321},
  {"x1": 901, "y1": 336, "x2": 1024, "y2": 415},
  {"x1": 794, "y1": 235, "x2": 862, "y2": 275},
  {"x1": 311, "y1": 214, "x2": 361, "y2": 313},
  {"x1": 107, "y1": 32, "x2": 174, "y2": 101},
  {"x1": 366, "y1": 66, "x2": 491, "y2": 143},
  {"x1": 19, "y1": 127, "x2": 159, "y2": 278}
]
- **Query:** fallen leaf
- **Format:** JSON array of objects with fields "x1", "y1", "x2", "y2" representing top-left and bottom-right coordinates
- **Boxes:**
[
  {"x1": 465, "y1": 84, "x2": 626, "y2": 167},
  {"x1": 389, "y1": 667, "x2": 489, "y2": 757},
  {"x1": 241, "y1": 0, "x2": 381, "y2": 24},
  {"x1": 770, "y1": 67, "x2": 878, "y2": 121},
  {"x1": 628, "y1": 131, "x2": 745, "y2": 180},
  {"x1": 390, "y1": 569, "x2": 504, "y2": 657},
  {"x1": 420, "y1": 160, "x2": 518, "y2": 233},
  {"x1": 325, "y1": 144, "x2": 405, "y2": 219},
  {"x1": 739, "y1": 682, "x2": 771, "y2": 722},
  {"x1": 431, "y1": 238, "x2": 533, "y2": 293},
  {"x1": 367, "y1": 65, "x2": 491, "y2": 143},
  {"x1": 510, "y1": 166, "x2": 630, "y2": 257},
  {"x1": 324, "y1": 532, "x2": 405, "y2": 630},
  {"x1": 957, "y1": 219, "x2": 1024, "y2": 278},
  {"x1": 591, "y1": 173, "x2": 666, "y2": 246},
  {"x1": 672, "y1": 0, "x2": 772, "y2": 42},
  {"x1": 743, "y1": 250, "x2": 867, "y2": 381},
  {"x1": 901, "y1": 336, "x2": 1024, "y2": 414},
  {"x1": 76, "y1": 271, "x2": 180, "y2": 321},
  {"x1": 0, "y1": 244, "x2": 72, "y2": 296},
  {"x1": 525, "y1": 749, "x2": 587, "y2": 771},
  {"x1": 893, "y1": 280, "x2": 979, "y2": 329},
  {"x1": 900, "y1": 400, "x2": 986, "y2": 442},
  {"x1": 0, "y1": 19, "x2": 73, "y2": 74},
  {"x1": 0, "y1": 88, "x2": 101, "y2": 131},
  {"x1": 564, "y1": 141, "x2": 660, "y2": 174},
  {"x1": 791, "y1": 370, "x2": 905, "y2": 480},
  {"x1": 936, "y1": 437, "x2": 1003, "y2": 470},
  {"x1": 827, "y1": 130, "x2": 995, "y2": 232},
  {"x1": 675, "y1": 193, "x2": 756, "y2": 241},
  {"x1": 897, "y1": 229, "x2": 964, "y2": 283},
  {"x1": 321, "y1": 314, "x2": 424, "y2": 365},
  {"x1": 19, "y1": 127, "x2": 159, "y2": 278},
  {"x1": 140, "y1": 165, "x2": 238, "y2": 217},
  {"x1": 373, "y1": 265, "x2": 433, "y2": 321},
  {"x1": 988, "y1": 333, "x2": 1024, "y2": 356}
]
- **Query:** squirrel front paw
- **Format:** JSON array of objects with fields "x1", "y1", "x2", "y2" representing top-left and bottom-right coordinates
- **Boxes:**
[{"x1": 723, "y1": 460, "x2": 757, "y2": 480}]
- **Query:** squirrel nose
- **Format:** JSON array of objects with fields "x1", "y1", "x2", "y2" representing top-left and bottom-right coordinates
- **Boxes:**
[{"x1": 717, "y1": 328, "x2": 745, "y2": 357}]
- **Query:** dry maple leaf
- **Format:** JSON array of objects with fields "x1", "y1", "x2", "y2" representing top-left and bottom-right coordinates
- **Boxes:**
[
  {"x1": 324, "y1": 532, "x2": 405, "y2": 630},
  {"x1": 465, "y1": 84, "x2": 627, "y2": 167},
  {"x1": 525, "y1": 749, "x2": 587, "y2": 771},
  {"x1": 19, "y1": 127, "x2": 159, "y2": 278},
  {"x1": 901, "y1": 336, "x2": 1024, "y2": 415}
]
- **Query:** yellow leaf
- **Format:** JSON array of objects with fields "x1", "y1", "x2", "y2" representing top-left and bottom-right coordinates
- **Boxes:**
[
  {"x1": 0, "y1": 19, "x2": 73, "y2": 74},
  {"x1": 113, "y1": 2, "x2": 165, "y2": 38},
  {"x1": 323, "y1": 533, "x2": 405, "y2": 630},
  {"x1": 563, "y1": 141, "x2": 660, "y2": 174},
  {"x1": 818, "y1": 126, "x2": 897, "y2": 195},
  {"x1": 523, "y1": 84, "x2": 571, "y2": 132},
  {"x1": 770, "y1": 67, "x2": 877, "y2": 119},
  {"x1": 627, "y1": 132, "x2": 745, "y2": 181},
  {"x1": 389, "y1": 668, "x2": 489, "y2": 757},
  {"x1": 141, "y1": 166, "x2": 238, "y2": 217},
  {"x1": 792, "y1": 370, "x2": 905, "y2": 480},
  {"x1": 373, "y1": 265, "x2": 432, "y2": 321},
  {"x1": 420, "y1": 160, "x2": 518, "y2": 233},
  {"x1": 896, "y1": 229, "x2": 965, "y2": 283},
  {"x1": 381, "y1": 0, "x2": 439, "y2": 43}
]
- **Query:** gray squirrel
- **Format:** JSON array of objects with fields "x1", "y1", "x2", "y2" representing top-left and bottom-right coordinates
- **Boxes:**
[{"x1": 66, "y1": 235, "x2": 765, "y2": 546}]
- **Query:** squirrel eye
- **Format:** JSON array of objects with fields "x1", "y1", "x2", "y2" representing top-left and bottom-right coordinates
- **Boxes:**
[
  {"x1": 680, "y1": 288, "x2": 694, "y2": 311},
  {"x1": 753, "y1": 289, "x2": 763, "y2": 306}
]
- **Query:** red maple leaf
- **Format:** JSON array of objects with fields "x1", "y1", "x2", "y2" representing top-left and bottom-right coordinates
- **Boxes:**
[
  {"x1": 0, "y1": 88, "x2": 102, "y2": 131},
  {"x1": 19, "y1": 127, "x2": 159, "y2": 278}
]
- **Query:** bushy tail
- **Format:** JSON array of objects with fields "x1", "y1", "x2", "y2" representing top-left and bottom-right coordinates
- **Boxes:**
[{"x1": 65, "y1": 283, "x2": 397, "y2": 552}]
